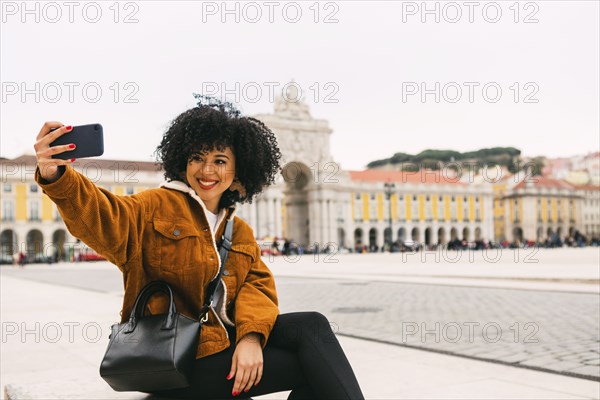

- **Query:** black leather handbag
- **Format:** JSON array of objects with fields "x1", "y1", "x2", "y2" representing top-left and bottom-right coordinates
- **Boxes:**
[{"x1": 99, "y1": 219, "x2": 234, "y2": 392}]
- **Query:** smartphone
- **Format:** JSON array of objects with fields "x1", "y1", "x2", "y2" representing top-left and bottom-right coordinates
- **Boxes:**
[{"x1": 50, "y1": 123, "x2": 104, "y2": 160}]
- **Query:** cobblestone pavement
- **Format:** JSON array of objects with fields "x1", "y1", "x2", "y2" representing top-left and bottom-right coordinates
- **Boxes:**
[
  {"x1": 2, "y1": 266, "x2": 599, "y2": 381},
  {"x1": 275, "y1": 277, "x2": 600, "y2": 381}
]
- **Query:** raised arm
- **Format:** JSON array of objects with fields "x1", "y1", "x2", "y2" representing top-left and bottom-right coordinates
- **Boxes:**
[{"x1": 34, "y1": 121, "x2": 148, "y2": 271}]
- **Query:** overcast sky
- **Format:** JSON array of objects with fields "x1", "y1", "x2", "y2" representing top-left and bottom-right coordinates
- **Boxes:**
[{"x1": 1, "y1": 1, "x2": 598, "y2": 171}]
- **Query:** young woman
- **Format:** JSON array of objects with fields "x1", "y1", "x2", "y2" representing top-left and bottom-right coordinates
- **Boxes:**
[{"x1": 33, "y1": 98, "x2": 365, "y2": 400}]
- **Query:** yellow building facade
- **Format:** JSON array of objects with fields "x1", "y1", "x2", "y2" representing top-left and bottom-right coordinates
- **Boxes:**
[
  {"x1": 346, "y1": 169, "x2": 494, "y2": 249},
  {"x1": 0, "y1": 156, "x2": 162, "y2": 262},
  {"x1": 492, "y1": 174, "x2": 587, "y2": 243}
]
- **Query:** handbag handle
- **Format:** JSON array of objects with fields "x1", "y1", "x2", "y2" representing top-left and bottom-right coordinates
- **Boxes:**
[
  {"x1": 122, "y1": 218, "x2": 235, "y2": 332},
  {"x1": 123, "y1": 280, "x2": 177, "y2": 334}
]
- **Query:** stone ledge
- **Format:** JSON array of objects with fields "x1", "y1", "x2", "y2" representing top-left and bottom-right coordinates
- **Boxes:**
[
  {"x1": 4, "y1": 382, "x2": 162, "y2": 400},
  {"x1": 4, "y1": 383, "x2": 254, "y2": 400}
]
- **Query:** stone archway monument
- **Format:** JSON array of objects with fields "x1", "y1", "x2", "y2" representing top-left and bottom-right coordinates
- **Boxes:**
[{"x1": 253, "y1": 83, "x2": 341, "y2": 248}]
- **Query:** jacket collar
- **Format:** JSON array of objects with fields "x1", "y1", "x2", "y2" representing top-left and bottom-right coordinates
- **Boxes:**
[{"x1": 159, "y1": 180, "x2": 237, "y2": 236}]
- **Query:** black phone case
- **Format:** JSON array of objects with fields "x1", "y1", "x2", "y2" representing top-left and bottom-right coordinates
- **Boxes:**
[{"x1": 50, "y1": 124, "x2": 104, "y2": 160}]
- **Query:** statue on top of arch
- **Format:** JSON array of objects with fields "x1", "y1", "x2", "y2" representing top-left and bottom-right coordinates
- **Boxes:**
[{"x1": 274, "y1": 81, "x2": 311, "y2": 119}]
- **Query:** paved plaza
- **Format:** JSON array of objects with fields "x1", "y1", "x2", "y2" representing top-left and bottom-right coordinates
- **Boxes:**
[
  {"x1": 268, "y1": 247, "x2": 600, "y2": 380},
  {"x1": 277, "y1": 277, "x2": 599, "y2": 380},
  {"x1": 1, "y1": 248, "x2": 599, "y2": 398}
]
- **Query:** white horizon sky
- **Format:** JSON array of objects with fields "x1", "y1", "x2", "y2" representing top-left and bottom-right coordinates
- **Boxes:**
[{"x1": 1, "y1": 1, "x2": 598, "y2": 171}]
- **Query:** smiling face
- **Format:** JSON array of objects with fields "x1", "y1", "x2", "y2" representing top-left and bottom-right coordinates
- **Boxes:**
[{"x1": 184, "y1": 146, "x2": 236, "y2": 214}]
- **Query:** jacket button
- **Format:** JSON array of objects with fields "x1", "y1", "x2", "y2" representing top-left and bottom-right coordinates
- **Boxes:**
[
  {"x1": 173, "y1": 229, "x2": 181, "y2": 237},
  {"x1": 223, "y1": 270, "x2": 229, "y2": 276},
  {"x1": 203, "y1": 228, "x2": 209, "y2": 232}
]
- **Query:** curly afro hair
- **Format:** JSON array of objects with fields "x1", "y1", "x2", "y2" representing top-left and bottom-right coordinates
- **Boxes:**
[{"x1": 155, "y1": 95, "x2": 282, "y2": 210}]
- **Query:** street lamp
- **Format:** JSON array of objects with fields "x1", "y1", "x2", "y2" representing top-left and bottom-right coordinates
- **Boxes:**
[
  {"x1": 337, "y1": 217, "x2": 345, "y2": 249},
  {"x1": 384, "y1": 181, "x2": 396, "y2": 249}
]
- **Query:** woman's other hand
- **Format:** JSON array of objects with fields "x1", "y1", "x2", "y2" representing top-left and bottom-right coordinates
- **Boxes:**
[
  {"x1": 227, "y1": 332, "x2": 263, "y2": 396},
  {"x1": 34, "y1": 121, "x2": 77, "y2": 182}
]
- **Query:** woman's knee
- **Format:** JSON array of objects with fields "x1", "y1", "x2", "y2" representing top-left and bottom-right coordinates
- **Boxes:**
[
  {"x1": 278, "y1": 312, "x2": 335, "y2": 340},
  {"x1": 305, "y1": 311, "x2": 331, "y2": 329},
  {"x1": 278, "y1": 311, "x2": 331, "y2": 328}
]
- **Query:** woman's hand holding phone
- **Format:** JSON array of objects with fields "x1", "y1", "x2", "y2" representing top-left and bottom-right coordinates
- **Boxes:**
[{"x1": 34, "y1": 121, "x2": 77, "y2": 183}]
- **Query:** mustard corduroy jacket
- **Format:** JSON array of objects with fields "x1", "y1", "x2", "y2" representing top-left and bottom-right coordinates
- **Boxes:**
[{"x1": 34, "y1": 165, "x2": 280, "y2": 359}]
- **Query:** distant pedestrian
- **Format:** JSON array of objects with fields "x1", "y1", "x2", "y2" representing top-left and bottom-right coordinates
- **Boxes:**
[
  {"x1": 17, "y1": 252, "x2": 25, "y2": 268},
  {"x1": 272, "y1": 237, "x2": 280, "y2": 256},
  {"x1": 283, "y1": 239, "x2": 290, "y2": 256}
]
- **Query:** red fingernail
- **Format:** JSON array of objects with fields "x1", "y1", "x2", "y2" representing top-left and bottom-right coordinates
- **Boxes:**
[
  {"x1": 232, "y1": 391, "x2": 237, "y2": 396},
  {"x1": 244, "y1": 389, "x2": 249, "y2": 392},
  {"x1": 66, "y1": 126, "x2": 72, "y2": 131},
  {"x1": 71, "y1": 158, "x2": 76, "y2": 162},
  {"x1": 69, "y1": 144, "x2": 75, "y2": 149},
  {"x1": 226, "y1": 374, "x2": 231, "y2": 380}
]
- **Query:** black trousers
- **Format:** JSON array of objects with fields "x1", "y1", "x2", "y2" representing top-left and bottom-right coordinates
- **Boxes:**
[{"x1": 145, "y1": 312, "x2": 365, "y2": 400}]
